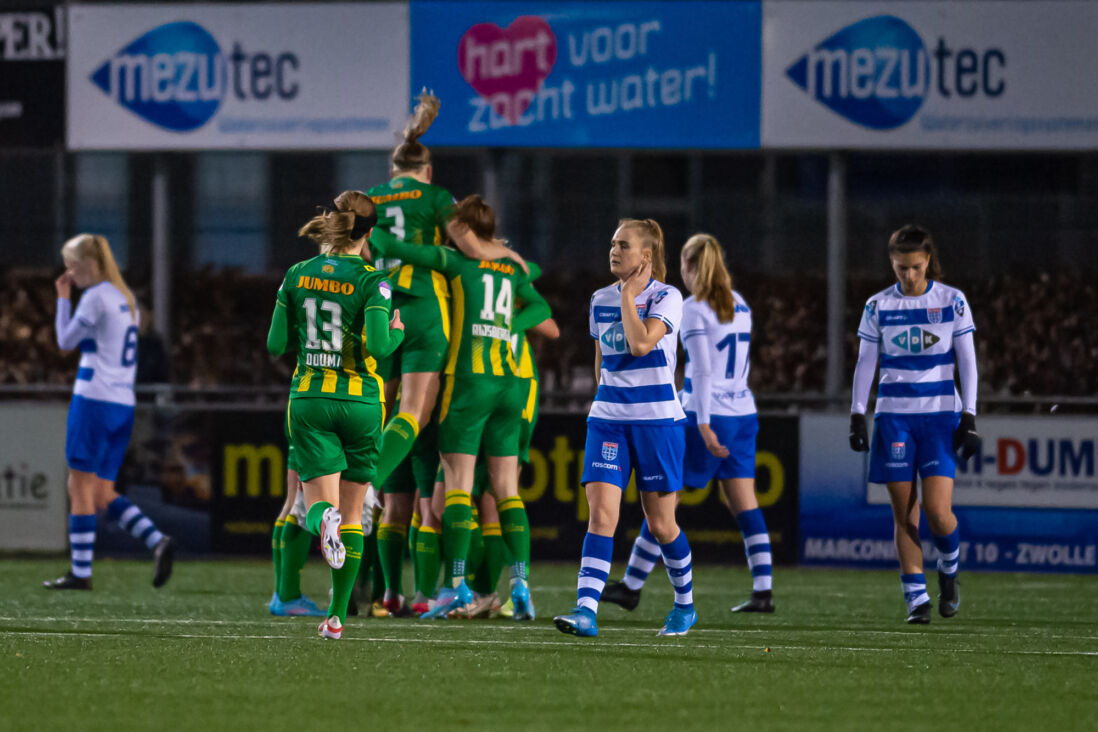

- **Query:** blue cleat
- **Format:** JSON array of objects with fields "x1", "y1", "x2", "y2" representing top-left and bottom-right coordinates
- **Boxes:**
[
  {"x1": 268, "y1": 591, "x2": 281, "y2": 615},
  {"x1": 511, "y1": 579, "x2": 535, "y2": 621},
  {"x1": 658, "y1": 606, "x2": 698, "y2": 636},
  {"x1": 553, "y1": 607, "x2": 598, "y2": 637},
  {"x1": 421, "y1": 581, "x2": 474, "y2": 619},
  {"x1": 280, "y1": 595, "x2": 327, "y2": 617}
]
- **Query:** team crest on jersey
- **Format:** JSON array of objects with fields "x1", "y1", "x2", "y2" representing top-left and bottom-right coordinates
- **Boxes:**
[
  {"x1": 322, "y1": 264, "x2": 335, "y2": 274},
  {"x1": 954, "y1": 296, "x2": 965, "y2": 317},
  {"x1": 602, "y1": 442, "x2": 619, "y2": 461},
  {"x1": 891, "y1": 442, "x2": 906, "y2": 460},
  {"x1": 865, "y1": 301, "x2": 877, "y2": 317},
  {"x1": 378, "y1": 281, "x2": 392, "y2": 300},
  {"x1": 927, "y1": 308, "x2": 942, "y2": 324}
]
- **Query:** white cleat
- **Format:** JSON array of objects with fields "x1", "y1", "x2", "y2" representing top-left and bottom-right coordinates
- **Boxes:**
[
  {"x1": 318, "y1": 615, "x2": 342, "y2": 640},
  {"x1": 320, "y1": 507, "x2": 345, "y2": 569}
]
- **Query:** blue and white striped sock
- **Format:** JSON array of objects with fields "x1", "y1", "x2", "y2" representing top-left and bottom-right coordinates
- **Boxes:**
[
  {"x1": 69, "y1": 514, "x2": 96, "y2": 579},
  {"x1": 107, "y1": 495, "x2": 164, "y2": 550},
  {"x1": 577, "y1": 532, "x2": 613, "y2": 614},
  {"x1": 737, "y1": 508, "x2": 773, "y2": 592},
  {"x1": 660, "y1": 530, "x2": 694, "y2": 610},
  {"x1": 933, "y1": 528, "x2": 961, "y2": 577},
  {"x1": 623, "y1": 520, "x2": 660, "y2": 591},
  {"x1": 900, "y1": 573, "x2": 930, "y2": 612}
]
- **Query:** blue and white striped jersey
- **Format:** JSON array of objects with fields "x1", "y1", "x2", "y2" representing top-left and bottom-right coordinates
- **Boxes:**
[
  {"x1": 857, "y1": 281, "x2": 975, "y2": 415},
  {"x1": 588, "y1": 279, "x2": 686, "y2": 424},
  {"x1": 680, "y1": 291, "x2": 757, "y2": 418},
  {"x1": 56, "y1": 282, "x2": 139, "y2": 406}
]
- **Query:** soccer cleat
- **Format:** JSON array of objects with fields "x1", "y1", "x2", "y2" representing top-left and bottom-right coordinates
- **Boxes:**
[
  {"x1": 43, "y1": 571, "x2": 92, "y2": 590},
  {"x1": 497, "y1": 597, "x2": 514, "y2": 619},
  {"x1": 152, "y1": 536, "x2": 176, "y2": 588},
  {"x1": 658, "y1": 606, "x2": 698, "y2": 636},
  {"x1": 319, "y1": 507, "x2": 345, "y2": 569},
  {"x1": 600, "y1": 580, "x2": 641, "y2": 611},
  {"x1": 553, "y1": 607, "x2": 598, "y2": 637},
  {"x1": 906, "y1": 602, "x2": 932, "y2": 625},
  {"x1": 384, "y1": 595, "x2": 415, "y2": 618},
  {"x1": 449, "y1": 592, "x2": 501, "y2": 619},
  {"x1": 280, "y1": 595, "x2": 327, "y2": 617},
  {"x1": 421, "y1": 582, "x2": 474, "y2": 619},
  {"x1": 511, "y1": 579, "x2": 535, "y2": 621},
  {"x1": 938, "y1": 573, "x2": 961, "y2": 618},
  {"x1": 411, "y1": 601, "x2": 431, "y2": 616},
  {"x1": 370, "y1": 600, "x2": 390, "y2": 618},
  {"x1": 731, "y1": 590, "x2": 774, "y2": 613},
  {"x1": 268, "y1": 591, "x2": 281, "y2": 614},
  {"x1": 318, "y1": 616, "x2": 343, "y2": 640}
]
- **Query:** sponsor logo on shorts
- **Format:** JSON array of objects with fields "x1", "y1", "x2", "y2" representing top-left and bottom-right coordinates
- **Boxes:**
[
  {"x1": 885, "y1": 461, "x2": 909, "y2": 468},
  {"x1": 642, "y1": 474, "x2": 663, "y2": 481},
  {"x1": 590, "y1": 462, "x2": 620, "y2": 471},
  {"x1": 601, "y1": 441, "x2": 618, "y2": 461},
  {"x1": 921, "y1": 459, "x2": 940, "y2": 469},
  {"x1": 890, "y1": 441, "x2": 906, "y2": 459}
]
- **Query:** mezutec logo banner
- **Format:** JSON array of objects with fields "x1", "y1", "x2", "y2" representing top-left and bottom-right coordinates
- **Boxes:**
[
  {"x1": 410, "y1": 1, "x2": 760, "y2": 148},
  {"x1": 763, "y1": 1, "x2": 1098, "y2": 150},
  {"x1": 67, "y1": 3, "x2": 408, "y2": 150}
]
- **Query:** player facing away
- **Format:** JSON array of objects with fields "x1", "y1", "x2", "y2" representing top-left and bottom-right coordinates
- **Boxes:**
[
  {"x1": 602, "y1": 233, "x2": 775, "y2": 614},
  {"x1": 364, "y1": 91, "x2": 525, "y2": 616},
  {"x1": 370, "y1": 195, "x2": 549, "y2": 620},
  {"x1": 554, "y1": 219, "x2": 698, "y2": 638},
  {"x1": 46, "y1": 234, "x2": 175, "y2": 590},
  {"x1": 849, "y1": 225, "x2": 979, "y2": 625},
  {"x1": 266, "y1": 192, "x2": 405, "y2": 640}
]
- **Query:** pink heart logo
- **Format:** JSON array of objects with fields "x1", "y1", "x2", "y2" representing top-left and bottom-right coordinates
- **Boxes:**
[{"x1": 458, "y1": 16, "x2": 557, "y2": 125}]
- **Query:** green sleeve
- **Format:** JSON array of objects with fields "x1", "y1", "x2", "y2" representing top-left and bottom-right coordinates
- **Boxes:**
[
  {"x1": 365, "y1": 306, "x2": 405, "y2": 358},
  {"x1": 513, "y1": 281, "x2": 552, "y2": 333},
  {"x1": 374, "y1": 234, "x2": 456, "y2": 274},
  {"x1": 526, "y1": 261, "x2": 543, "y2": 283},
  {"x1": 266, "y1": 301, "x2": 289, "y2": 356}
]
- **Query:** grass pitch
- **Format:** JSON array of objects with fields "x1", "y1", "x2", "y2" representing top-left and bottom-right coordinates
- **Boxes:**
[{"x1": 1, "y1": 559, "x2": 1096, "y2": 731}]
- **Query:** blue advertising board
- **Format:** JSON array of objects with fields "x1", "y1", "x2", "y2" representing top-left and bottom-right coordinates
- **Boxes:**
[
  {"x1": 799, "y1": 415, "x2": 1098, "y2": 574},
  {"x1": 410, "y1": 1, "x2": 761, "y2": 148}
]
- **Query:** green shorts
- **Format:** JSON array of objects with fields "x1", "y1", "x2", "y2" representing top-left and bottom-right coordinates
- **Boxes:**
[
  {"x1": 381, "y1": 414, "x2": 439, "y2": 495},
  {"x1": 438, "y1": 376, "x2": 524, "y2": 457},
  {"x1": 288, "y1": 397, "x2": 382, "y2": 484},
  {"x1": 376, "y1": 292, "x2": 450, "y2": 379},
  {"x1": 518, "y1": 377, "x2": 538, "y2": 464}
]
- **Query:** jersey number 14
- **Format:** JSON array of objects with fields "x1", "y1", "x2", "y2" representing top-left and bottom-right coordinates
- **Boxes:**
[{"x1": 479, "y1": 274, "x2": 512, "y2": 326}]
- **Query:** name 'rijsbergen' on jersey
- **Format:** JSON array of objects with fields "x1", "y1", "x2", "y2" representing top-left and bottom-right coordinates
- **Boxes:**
[
  {"x1": 680, "y1": 291, "x2": 757, "y2": 418},
  {"x1": 588, "y1": 279, "x2": 686, "y2": 424},
  {"x1": 857, "y1": 280, "x2": 976, "y2": 415}
]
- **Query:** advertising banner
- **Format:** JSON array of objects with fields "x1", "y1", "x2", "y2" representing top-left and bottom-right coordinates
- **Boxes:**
[
  {"x1": 762, "y1": 1, "x2": 1098, "y2": 150},
  {"x1": 67, "y1": 3, "x2": 409, "y2": 150},
  {"x1": 800, "y1": 415, "x2": 1098, "y2": 573},
  {"x1": 0, "y1": 6, "x2": 65, "y2": 147},
  {"x1": 0, "y1": 404, "x2": 69, "y2": 551},
  {"x1": 410, "y1": 1, "x2": 761, "y2": 148}
]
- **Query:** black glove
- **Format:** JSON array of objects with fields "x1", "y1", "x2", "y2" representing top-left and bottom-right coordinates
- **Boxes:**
[
  {"x1": 953, "y1": 412, "x2": 980, "y2": 460},
  {"x1": 849, "y1": 413, "x2": 869, "y2": 452}
]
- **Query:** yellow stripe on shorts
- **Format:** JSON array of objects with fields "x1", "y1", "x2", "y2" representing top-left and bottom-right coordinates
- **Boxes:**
[{"x1": 439, "y1": 375, "x2": 456, "y2": 423}]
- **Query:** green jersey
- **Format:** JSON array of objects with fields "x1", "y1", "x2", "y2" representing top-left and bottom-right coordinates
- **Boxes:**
[
  {"x1": 276, "y1": 253, "x2": 392, "y2": 403},
  {"x1": 367, "y1": 176, "x2": 454, "y2": 298}
]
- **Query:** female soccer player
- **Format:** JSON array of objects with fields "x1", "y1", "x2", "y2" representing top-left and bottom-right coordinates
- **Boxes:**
[
  {"x1": 849, "y1": 224, "x2": 979, "y2": 624},
  {"x1": 602, "y1": 233, "x2": 775, "y2": 614},
  {"x1": 267, "y1": 191, "x2": 404, "y2": 640},
  {"x1": 364, "y1": 91, "x2": 524, "y2": 615},
  {"x1": 46, "y1": 234, "x2": 175, "y2": 590},
  {"x1": 553, "y1": 219, "x2": 698, "y2": 638}
]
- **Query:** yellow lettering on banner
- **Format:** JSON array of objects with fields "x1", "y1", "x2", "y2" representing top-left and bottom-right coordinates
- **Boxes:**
[
  {"x1": 755, "y1": 450, "x2": 785, "y2": 507},
  {"x1": 518, "y1": 448, "x2": 548, "y2": 502},
  {"x1": 224, "y1": 444, "x2": 284, "y2": 498},
  {"x1": 624, "y1": 474, "x2": 638, "y2": 504},
  {"x1": 549, "y1": 436, "x2": 575, "y2": 504},
  {"x1": 679, "y1": 482, "x2": 711, "y2": 507},
  {"x1": 577, "y1": 483, "x2": 589, "y2": 522}
]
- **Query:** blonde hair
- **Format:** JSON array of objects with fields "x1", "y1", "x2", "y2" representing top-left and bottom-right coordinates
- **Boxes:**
[
  {"x1": 617, "y1": 218, "x2": 666, "y2": 281},
  {"x1": 299, "y1": 191, "x2": 376, "y2": 252},
  {"x1": 61, "y1": 234, "x2": 136, "y2": 322},
  {"x1": 392, "y1": 89, "x2": 440, "y2": 172},
  {"x1": 682, "y1": 233, "x2": 736, "y2": 323}
]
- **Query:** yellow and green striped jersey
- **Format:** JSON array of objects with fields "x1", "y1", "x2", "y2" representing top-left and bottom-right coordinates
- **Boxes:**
[
  {"x1": 367, "y1": 176, "x2": 454, "y2": 299},
  {"x1": 276, "y1": 253, "x2": 392, "y2": 404}
]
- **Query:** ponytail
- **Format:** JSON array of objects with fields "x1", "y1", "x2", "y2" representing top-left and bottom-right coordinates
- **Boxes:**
[
  {"x1": 299, "y1": 191, "x2": 377, "y2": 252},
  {"x1": 682, "y1": 233, "x2": 736, "y2": 323},
  {"x1": 617, "y1": 218, "x2": 666, "y2": 281},
  {"x1": 391, "y1": 89, "x2": 440, "y2": 173},
  {"x1": 61, "y1": 234, "x2": 136, "y2": 322}
]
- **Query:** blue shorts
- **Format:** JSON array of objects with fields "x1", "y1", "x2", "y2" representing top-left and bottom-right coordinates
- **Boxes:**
[
  {"x1": 683, "y1": 412, "x2": 758, "y2": 488},
  {"x1": 869, "y1": 412, "x2": 959, "y2": 484},
  {"x1": 66, "y1": 395, "x2": 135, "y2": 481},
  {"x1": 581, "y1": 419, "x2": 684, "y2": 492}
]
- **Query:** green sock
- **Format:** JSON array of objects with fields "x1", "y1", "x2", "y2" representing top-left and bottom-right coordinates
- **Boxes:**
[
  {"x1": 305, "y1": 500, "x2": 333, "y2": 536},
  {"x1": 480, "y1": 522, "x2": 507, "y2": 597},
  {"x1": 375, "y1": 412, "x2": 420, "y2": 488},
  {"x1": 497, "y1": 496, "x2": 531, "y2": 583},
  {"x1": 271, "y1": 520, "x2": 285, "y2": 594},
  {"x1": 328, "y1": 524, "x2": 364, "y2": 623},
  {"x1": 377, "y1": 522, "x2": 407, "y2": 599},
  {"x1": 368, "y1": 529, "x2": 385, "y2": 603},
  {"x1": 467, "y1": 517, "x2": 486, "y2": 594},
  {"x1": 408, "y1": 517, "x2": 420, "y2": 594},
  {"x1": 442, "y1": 490, "x2": 473, "y2": 587},
  {"x1": 278, "y1": 518, "x2": 313, "y2": 601},
  {"x1": 415, "y1": 527, "x2": 441, "y2": 597}
]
